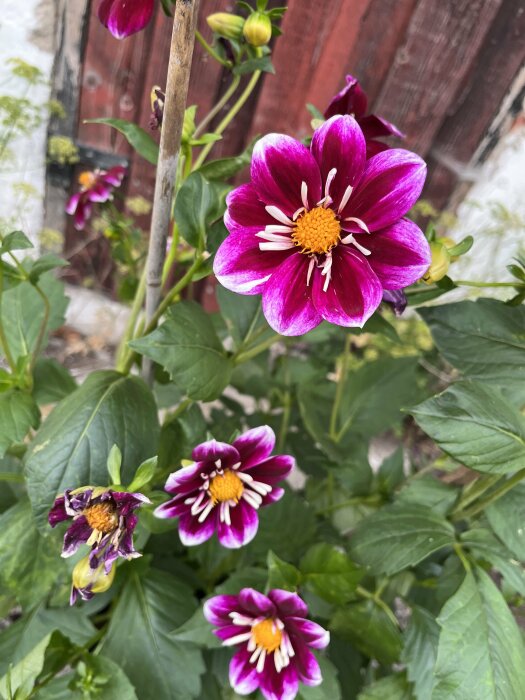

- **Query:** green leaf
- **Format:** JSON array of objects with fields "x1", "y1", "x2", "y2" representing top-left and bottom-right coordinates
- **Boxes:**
[
  {"x1": 377, "y1": 447, "x2": 404, "y2": 494},
  {"x1": 330, "y1": 601, "x2": 402, "y2": 665},
  {"x1": 130, "y1": 302, "x2": 233, "y2": 402},
  {"x1": 233, "y1": 55, "x2": 275, "y2": 74},
  {"x1": 216, "y1": 286, "x2": 271, "y2": 349},
  {"x1": 101, "y1": 568, "x2": 205, "y2": 699},
  {"x1": 32, "y1": 358, "x2": 77, "y2": 404},
  {"x1": 419, "y1": 299, "x2": 525, "y2": 405},
  {"x1": 171, "y1": 607, "x2": 221, "y2": 649},
  {"x1": 431, "y1": 568, "x2": 525, "y2": 699},
  {"x1": 0, "y1": 500, "x2": 64, "y2": 607},
  {"x1": 0, "y1": 632, "x2": 51, "y2": 699},
  {"x1": 349, "y1": 504, "x2": 456, "y2": 576},
  {"x1": 300, "y1": 543, "x2": 363, "y2": 604},
  {"x1": 85, "y1": 118, "x2": 158, "y2": 164},
  {"x1": 411, "y1": 381, "x2": 525, "y2": 474},
  {"x1": 106, "y1": 444, "x2": 122, "y2": 485},
  {"x1": 128, "y1": 456, "x2": 157, "y2": 491},
  {"x1": 401, "y1": 606, "x2": 439, "y2": 700},
  {"x1": 0, "y1": 390, "x2": 39, "y2": 457},
  {"x1": 396, "y1": 475, "x2": 459, "y2": 516},
  {"x1": 267, "y1": 551, "x2": 301, "y2": 591},
  {"x1": 299, "y1": 657, "x2": 342, "y2": 700},
  {"x1": 358, "y1": 674, "x2": 414, "y2": 700},
  {"x1": 446, "y1": 235, "x2": 473, "y2": 257},
  {"x1": 197, "y1": 150, "x2": 253, "y2": 182},
  {"x1": 28, "y1": 254, "x2": 68, "y2": 282},
  {"x1": 174, "y1": 172, "x2": 224, "y2": 249},
  {"x1": 486, "y1": 483, "x2": 525, "y2": 559},
  {"x1": 0, "y1": 230, "x2": 33, "y2": 253},
  {"x1": 25, "y1": 370, "x2": 159, "y2": 528},
  {"x1": 0, "y1": 272, "x2": 68, "y2": 364},
  {"x1": 460, "y1": 528, "x2": 525, "y2": 595}
]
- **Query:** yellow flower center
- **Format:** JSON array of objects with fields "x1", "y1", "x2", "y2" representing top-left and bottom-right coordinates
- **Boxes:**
[
  {"x1": 78, "y1": 171, "x2": 96, "y2": 189},
  {"x1": 208, "y1": 470, "x2": 244, "y2": 504},
  {"x1": 252, "y1": 619, "x2": 282, "y2": 653},
  {"x1": 291, "y1": 206, "x2": 341, "y2": 255},
  {"x1": 84, "y1": 502, "x2": 118, "y2": 534}
]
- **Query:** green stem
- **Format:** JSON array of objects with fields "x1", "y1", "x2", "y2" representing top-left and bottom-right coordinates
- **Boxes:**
[
  {"x1": 193, "y1": 75, "x2": 241, "y2": 138},
  {"x1": 460, "y1": 468, "x2": 525, "y2": 520},
  {"x1": 329, "y1": 334, "x2": 351, "y2": 441},
  {"x1": 162, "y1": 223, "x2": 180, "y2": 286},
  {"x1": 116, "y1": 265, "x2": 147, "y2": 372},
  {"x1": 31, "y1": 284, "x2": 50, "y2": 370},
  {"x1": 0, "y1": 266, "x2": 16, "y2": 371},
  {"x1": 318, "y1": 494, "x2": 383, "y2": 516},
  {"x1": 278, "y1": 389, "x2": 292, "y2": 454},
  {"x1": 233, "y1": 334, "x2": 281, "y2": 364},
  {"x1": 195, "y1": 29, "x2": 233, "y2": 68},
  {"x1": 453, "y1": 542, "x2": 471, "y2": 572},
  {"x1": 167, "y1": 397, "x2": 193, "y2": 421},
  {"x1": 193, "y1": 68, "x2": 262, "y2": 170},
  {"x1": 454, "y1": 280, "x2": 519, "y2": 289},
  {"x1": 451, "y1": 474, "x2": 501, "y2": 517},
  {"x1": 356, "y1": 585, "x2": 399, "y2": 627}
]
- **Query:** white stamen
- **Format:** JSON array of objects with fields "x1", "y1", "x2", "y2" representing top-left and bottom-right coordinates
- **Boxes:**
[
  {"x1": 256, "y1": 231, "x2": 293, "y2": 243},
  {"x1": 190, "y1": 491, "x2": 206, "y2": 515},
  {"x1": 249, "y1": 481, "x2": 273, "y2": 496},
  {"x1": 184, "y1": 496, "x2": 197, "y2": 505},
  {"x1": 237, "y1": 472, "x2": 254, "y2": 483},
  {"x1": 223, "y1": 501, "x2": 231, "y2": 526},
  {"x1": 222, "y1": 632, "x2": 253, "y2": 646},
  {"x1": 274, "y1": 648, "x2": 283, "y2": 672},
  {"x1": 301, "y1": 181, "x2": 309, "y2": 209},
  {"x1": 259, "y1": 241, "x2": 295, "y2": 251},
  {"x1": 198, "y1": 499, "x2": 214, "y2": 523},
  {"x1": 343, "y1": 216, "x2": 370, "y2": 233},
  {"x1": 340, "y1": 233, "x2": 371, "y2": 256},
  {"x1": 245, "y1": 488, "x2": 263, "y2": 504},
  {"x1": 265, "y1": 205, "x2": 293, "y2": 225},
  {"x1": 306, "y1": 256, "x2": 316, "y2": 287},
  {"x1": 250, "y1": 645, "x2": 264, "y2": 664},
  {"x1": 316, "y1": 194, "x2": 333, "y2": 208},
  {"x1": 231, "y1": 462, "x2": 241, "y2": 470},
  {"x1": 247, "y1": 637, "x2": 257, "y2": 652},
  {"x1": 292, "y1": 206, "x2": 305, "y2": 221},
  {"x1": 338, "y1": 185, "x2": 353, "y2": 213},
  {"x1": 256, "y1": 649, "x2": 266, "y2": 673},
  {"x1": 264, "y1": 224, "x2": 293, "y2": 234},
  {"x1": 283, "y1": 634, "x2": 295, "y2": 658},
  {"x1": 215, "y1": 459, "x2": 222, "y2": 468},
  {"x1": 320, "y1": 253, "x2": 333, "y2": 292},
  {"x1": 324, "y1": 168, "x2": 337, "y2": 202},
  {"x1": 242, "y1": 491, "x2": 261, "y2": 509},
  {"x1": 230, "y1": 613, "x2": 255, "y2": 626}
]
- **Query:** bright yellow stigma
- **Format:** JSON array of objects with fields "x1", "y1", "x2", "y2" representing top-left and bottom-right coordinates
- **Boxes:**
[
  {"x1": 208, "y1": 470, "x2": 244, "y2": 504},
  {"x1": 78, "y1": 171, "x2": 96, "y2": 189},
  {"x1": 292, "y1": 206, "x2": 341, "y2": 255},
  {"x1": 84, "y1": 502, "x2": 118, "y2": 534},
  {"x1": 252, "y1": 619, "x2": 282, "y2": 653}
]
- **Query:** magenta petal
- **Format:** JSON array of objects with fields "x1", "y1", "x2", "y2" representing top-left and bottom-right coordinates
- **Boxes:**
[
  {"x1": 251, "y1": 134, "x2": 322, "y2": 215},
  {"x1": 259, "y1": 659, "x2": 299, "y2": 700},
  {"x1": 311, "y1": 115, "x2": 366, "y2": 207},
  {"x1": 154, "y1": 497, "x2": 187, "y2": 519},
  {"x1": 203, "y1": 594, "x2": 239, "y2": 625},
  {"x1": 345, "y1": 149, "x2": 426, "y2": 230},
  {"x1": 363, "y1": 218, "x2": 431, "y2": 289},
  {"x1": 48, "y1": 496, "x2": 68, "y2": 526},
  {"x1": 230, "y1": 649, "x2": 260, "y2": 695},
  {"x1": 225, "y1": 183, "x2": 276, "y2": 235},
  {"x1": 65, "y1": 192, "x2": 81, "y2": 215},
  {"x1": 97, "y1": 0, "x2": 113, "y2": 26},
  {"x1": 214, "y1": 230, "x2": 291, "y2": 296},
  {"x1": 233, "y1": 426, "x2": 275, "y2": 469},
  {"x1": 99, "y1": 0, "x2": 154, "y2": 39},
  {"x1": 287, "y1": 617, "x2": 330, "y2": 649},
  {"x1": 178, "y1": 510, "x2": 216, "y2": 546},
  {"x1": 191, "y1": 439, "x2": 240, "y2": 467},
  {"x1": 359, "y1": 114, "x2": 404, "y2": 140},
  {"x1": 312, "y1": 247, "x2": 382, "y2": 327},
  {"x1": 324, "y1": 74, "x2": 368, "y2": 120},
  {"x1": 217, "y1": 500, "x2": 259, "y2": 548},
  {"x1": 262, "y1": 253, "x2": 322, "y2": 336},
  {"x1": 62, "y1": 516, "x2": 92, "y2": 557},
  {"x1": 239, "y1": 588, "x2": 275, "y2": 617},
  {"x1": 248, "y1": 455, "x2": 294, "y2": 485},
  {"x1": 269, "y1": 590, "x2": 308, "y2": 618},
  {"x1": 294, "y1": 644, "x2": 322, "y2": 686},
  {"x1": 164, "y1": 463, "x2": 201, "y2": 494},
  {"x1": 102, "y1": 165, "x2": 127, "y2": 186}
]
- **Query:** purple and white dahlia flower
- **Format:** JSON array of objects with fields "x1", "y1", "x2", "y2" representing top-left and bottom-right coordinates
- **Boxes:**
[
  {"x1": 48, "y1": 487, "x2": 149, "y2": 573},
  {"x1": 66, "y1": 166, "x2": 126, "y2": 230},
  {"x1": 213, "y1": 115, "x2": 430, "y2": 336},
  {"x1": 97, "y1": 0, "x2": 154, "y2": 39},
  {"x1": 155, "y1": 426, "x2": 294, "y2": 548},
  {"x1": 204, "y1": 588, "x2": 329, "y2": 700}
]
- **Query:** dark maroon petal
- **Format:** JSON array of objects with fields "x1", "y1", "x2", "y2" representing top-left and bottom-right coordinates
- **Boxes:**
[
  {"x1": 65, "y1": 489, "x2": 92, "y2": 513},
  {"x1": 311, "y1": 115, "x2": 366, "y2": 208},
  {"x1": 286, "y1": 617, "x2": 330, "y2": 649},
  {"x1": 251, "y1": 134, "x2": 322, "y2": 216},
  {"x1": 111, "y1": 491, "x2": 150, "y2": 514},
  {"x1": 269, "y1": 590, "x2": 308, "y2": 618},
  {"x1": 215, "y1": 623, "x2": 250, "y2": 642},
  {"x1": 248, "y1": 455, "x2": 294, "y2": 486},
  {"x1": 98, "y1": 0, "x2": 154, "y2": 39},
  {"x1": 365, "y1": 139, "x2": 391, "y2": 158},
  {"x1": 178, "y1": 509, "x2": 217, "y2": 547},
  {"x1": 48, "y1": 496, "x2": 69, "y2": 526},
  {"x1": 361, "y1": 218, "x2": 431, "y2": 289},
  {"x1": 324, "y1": 74, "x2": 368, "y2": 120},
  {"x1": 293, "y1": 643, "x2": 322, "y2": 686},
  {"x1": 225, "y1": 183, "x2": 277, "y2": 235},
  {"x1": 117, "y1": 514, "x2": 139, "y2": 556},
  {"x1": 229, "y1": 648, "x2": 260, "y2": 696},
  {"x1": 214, "y1": 229, "x2": 291, "y2": 296},
  {"x1": 359, "y1": 114, "x2": 404, "y2": 139},
  {"x1": 88, "y1": 181, "x2": 114, "y2": 203},
  {"x1": 311, "y1": 247, "x2": 383, "y2": 327},
  {"x1": 382, "y1": 289, "x2": 407, "y2": 316},
  {"x1": 163, "y1": 463, "x2": 202, "y2": 495},
  {"x1": 238, "y1": 588, "x2": 275, "y2": 617},
  {"x1": 203, "y1": 594, "x2": 239, "y2": 625},
  {"x1": 259, "y1": 657, "x2": 299, "y2": 700},
  {"x1": 192, "y1": 439, "x2": 241, "y2": 468},
  {"x1": 261, "y1": 253, "x2": 322, "y2": 336},
  {"x1": 62, "y1": 516, "x2": 92, "y2": 557},
  {"x1": 233, "y1": 426, "x2": 275, "y2": 470},
  {"x1": 217, "y1": 499, "x2": 259, "y2": 548},
  {"x1": 154, "y1": 496, "x2": 188, "y2": 519},
  {"x1": 344, "y1": 149, "x2": 426, "y2": 231}
]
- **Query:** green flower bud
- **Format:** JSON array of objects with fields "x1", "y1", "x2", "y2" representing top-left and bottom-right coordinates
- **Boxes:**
[
  {"x1": 437, "y1": 236, "x2": 459, "y2": 262},
  {"x1": 243, "y1": 11, "x2": 272, "y2": 47},
  {"x1": 182, "y1": 105, "x2": 197, "y2": 144},
  {"x1": 422, "y1": 242, "x2": 451, "y2": 284},
  {"x1": 206, "y1": 12, "x2": 245, "y2": 40},
  {"x1": 72, "y1": 557, "x2": 116, "y2": 596}
]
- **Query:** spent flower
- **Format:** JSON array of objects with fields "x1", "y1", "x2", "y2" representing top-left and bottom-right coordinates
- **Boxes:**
[
  {"x1": 155, "y1": 426, "x2": 294, "y2": 548},
  {"x1": 204, "y1": 588, "x2": 329, "y2": 700},
  {"x1": 66, "y1": 166, "x2": 126, "y2": 230}
]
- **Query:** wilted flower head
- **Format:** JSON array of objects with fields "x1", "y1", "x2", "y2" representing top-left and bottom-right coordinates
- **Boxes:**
[
  {"x1": 49, "y1": 486, "x2": 149, "y2": 573},
  {"x1": 97, "y1": 0, "x2": 154, "y2": 39},
  {"x1": 149, "y1": 86, "x2": 165, "y2": 130},
  {"x1": 70, "y1": 555, "x2": 116, "y2": 605},
  {"x1": 214, "y1": 115, "x2": 430, "y2": 335},
  {"x1": 66, "y1": 166, "x2": 126, "y2": 230},
  {"x1": 204, "y1": 588, "x2": 329, "y2": 700},
  {"x1": 382, "y1": 289, "x2": 407, "y2": 316},
  {"x1": 324, "y1": 74, "x2": 404, "y2": 157},
  {"x1": 155, "y1": 426, "x2": 294, "y2": 548}
]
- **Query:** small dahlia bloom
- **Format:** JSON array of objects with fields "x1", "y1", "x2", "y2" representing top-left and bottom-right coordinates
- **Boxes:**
[
  {"x1": 324, "y1": 74, "x2": 404, "y2": 157},
  {"x1": 49, "y1": 487, "x2": 149, "y2": 573},
  {"x1": 98, "y1": 0, "x2": 154, "y2": 39},
  {"x1": 66, "y1": 166, "x2": 126, "y2": 230},
  {"x1": 214, "y1": 115, "x2": 430, "y2": 336},
  {"x1": 204, "y1": 588, "x2": 329, "y2": 700},
  {"x1": 155, "y1": 426, "x2": 294, "y2": 548}
]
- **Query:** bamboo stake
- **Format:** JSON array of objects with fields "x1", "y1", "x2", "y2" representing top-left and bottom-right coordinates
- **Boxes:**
[{"x1": 143, "y1": 0, "x2": 200, "y2": 381}]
